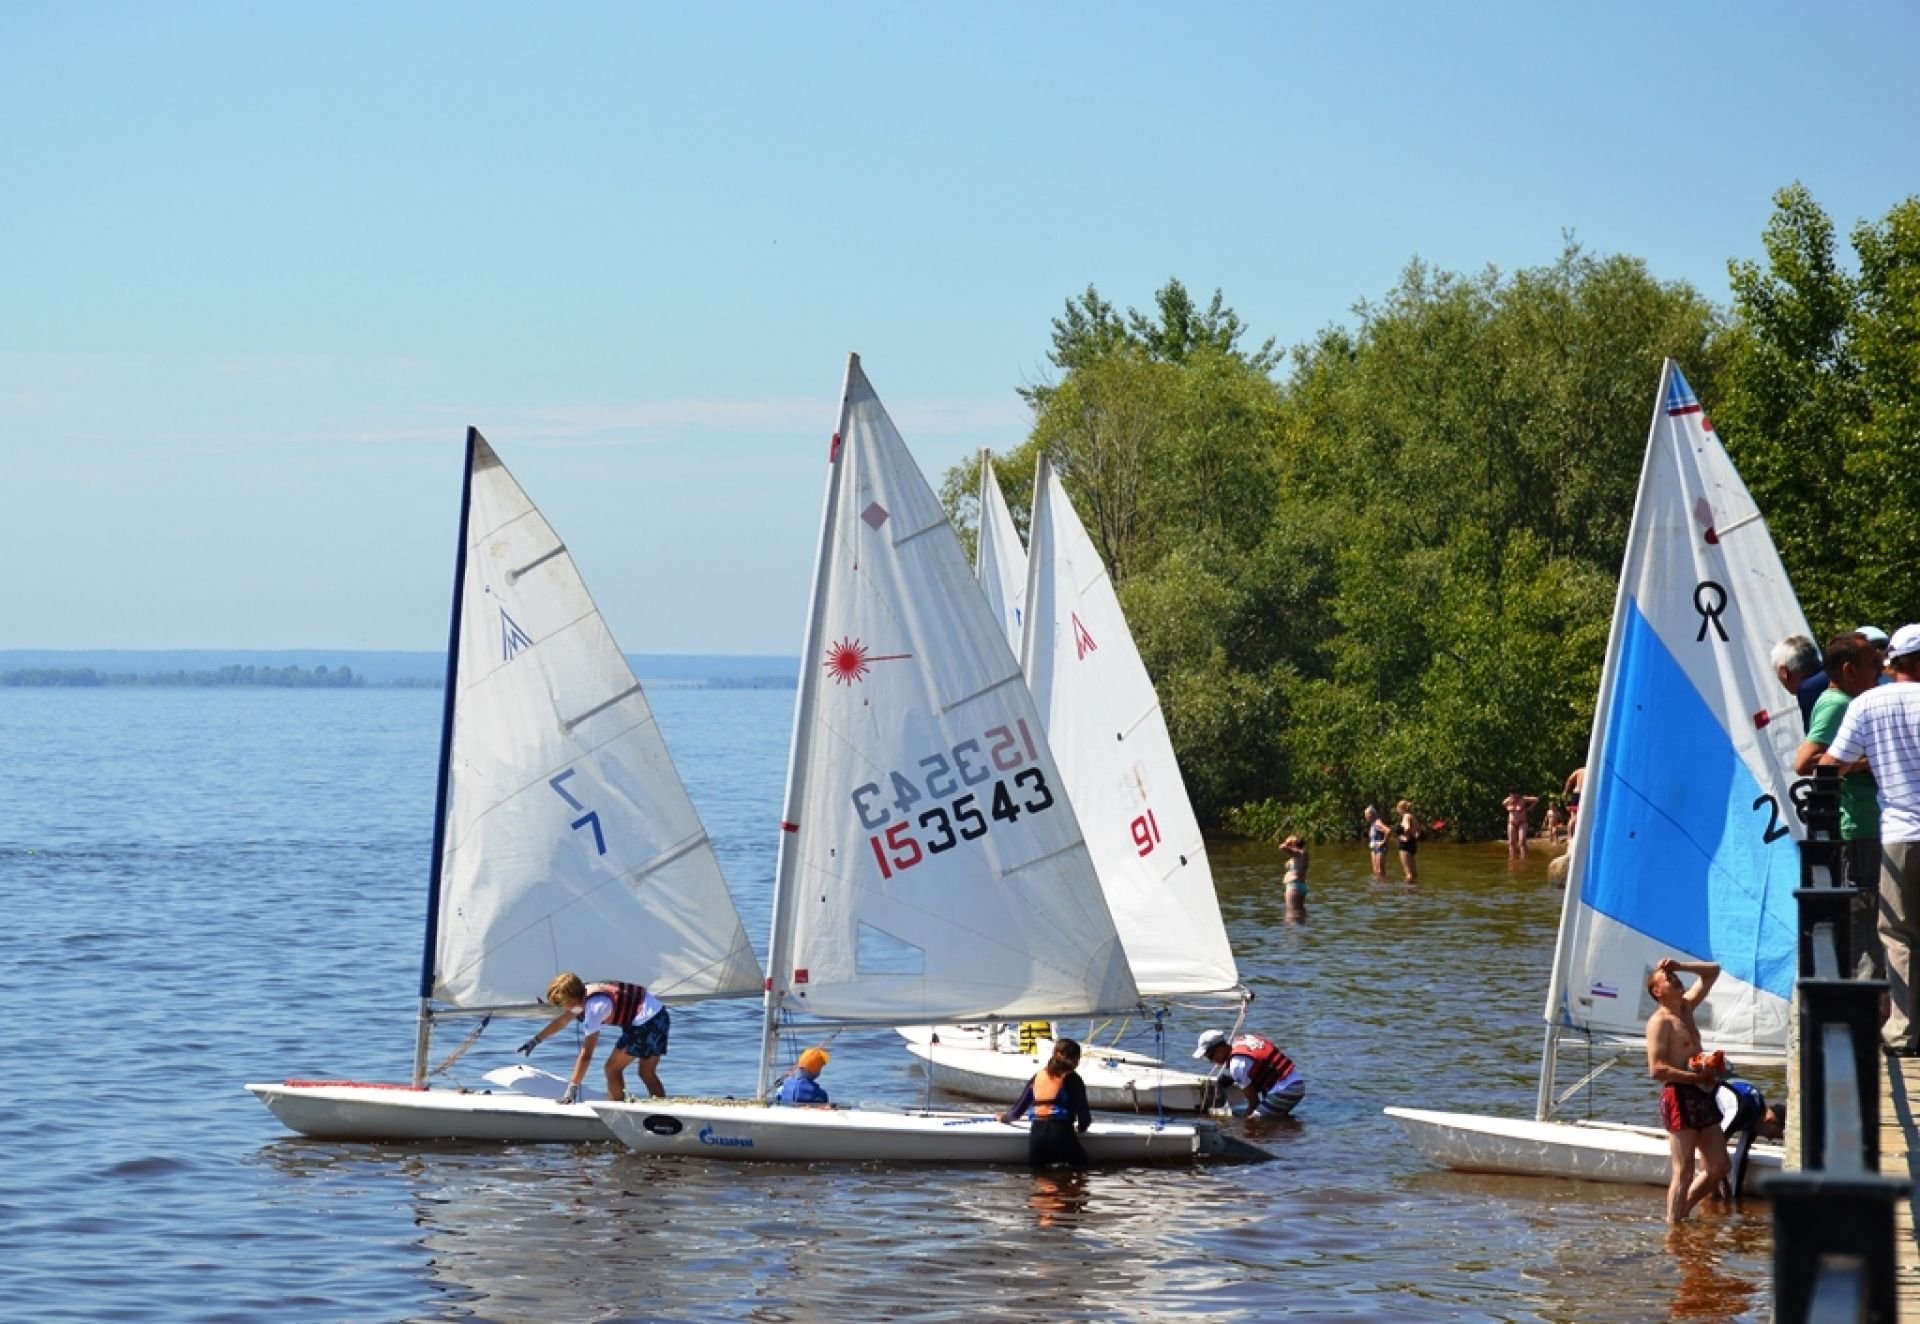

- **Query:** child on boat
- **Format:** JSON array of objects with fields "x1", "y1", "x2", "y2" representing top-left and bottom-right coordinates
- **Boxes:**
[
  {"x1": 775, "y1": 1047, "x2": 831, "y2": 1106},
  {"x1": 519, "y1": 973, "x2": 671, "y2": 1105}
]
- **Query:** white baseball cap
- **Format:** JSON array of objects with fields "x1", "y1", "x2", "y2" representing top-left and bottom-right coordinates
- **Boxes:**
[
  {"x1": 1858, "y1": 625, "x2": 1889, "y2": 647},
  {"x1": 1889, "y1": 624, "x2": 1920, "y2": 661},
  {"x1": 1193, "y1": 1029, "x2": 1229, "y2": 1058}
]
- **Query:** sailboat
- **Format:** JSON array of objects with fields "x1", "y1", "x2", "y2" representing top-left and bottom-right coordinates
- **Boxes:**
[
  {"x1": 975, "y1": 448, "x2": 1027, "y2": 654},
  {"x1": 590, "y1": 356, "x2": 1252, "y2": 1162},
  {"x1": 248, "y1": 429, "x2": 764, "y2": 1141},
  {"x1": 903, "y1": 455, "x2": 1244, "y2": 1112},
  {"x1": 1388, "y1": 360, "x2": 1804, "y2": 1185}
]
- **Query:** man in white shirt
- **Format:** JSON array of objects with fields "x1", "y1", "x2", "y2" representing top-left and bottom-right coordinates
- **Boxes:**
[{"x1": 1825, "y1": 624, "x2": 1920, "y2": 1054}]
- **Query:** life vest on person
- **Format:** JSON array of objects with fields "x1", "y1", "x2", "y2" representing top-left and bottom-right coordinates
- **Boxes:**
[
  {"x1": 1230, "y1": 1034, "x2": 1296, "y2": 1096},
  {"x1": 1030, "y1": 1069, "x2": 1071, "y2": 1122},
  {"x1": 585, "y1": 981, "x2": 650, "y2": 1027}
]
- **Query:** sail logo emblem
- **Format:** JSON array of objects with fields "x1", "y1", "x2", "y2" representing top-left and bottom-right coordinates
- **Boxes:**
[
  {"x1": 861, "y1": 501, "x2": 890, "y2": 530},
  {"x1": 825, "y1": 637, "x2": 913, "y2": 686},
  {"x1": 1072, "y1": 613, "x2": 1097, "y2": 660},
  {"x1": 1590, "y1": 981, "x2": 1618, "y2": 1000},
  {"x1": 501, "y1": 608, "x2": 535, "y2": 661}
]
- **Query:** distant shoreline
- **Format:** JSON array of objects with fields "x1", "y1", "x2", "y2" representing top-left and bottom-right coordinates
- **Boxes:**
[{"x1": 0, "y1": 650, "x2": 800, "y2": 690}]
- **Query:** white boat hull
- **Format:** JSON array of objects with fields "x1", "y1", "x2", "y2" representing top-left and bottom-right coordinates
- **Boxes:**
[
  {"x1": 898, "y1": 1026, "x2": 1213, "y2": 1112},
  {"x1": 1385, "y1": 1107, "x2": 1785, "y2": 1188},
  {"x1": 247, "y1": 1079, "x2": 610, "y2": 1143},
  {"x1": 591, "y1": 1097, "x2": 1239, "y2": 1165}
]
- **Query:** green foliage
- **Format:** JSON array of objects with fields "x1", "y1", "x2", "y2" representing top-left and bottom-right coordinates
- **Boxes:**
[
  {"x1": 945, "y1": 188, "x2": 1917, "y2": 840},
  {"x1": 1718, "y1": 185, "x2": 1920, "y2": 634},
  {"x1": 0, "y1": 665, "x2": 367, "y2": 688}
]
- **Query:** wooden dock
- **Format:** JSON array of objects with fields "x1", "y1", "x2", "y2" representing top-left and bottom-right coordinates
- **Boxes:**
[{"x1": 1883, "y1": 1055, "x2": 1920, "y2": 1320}]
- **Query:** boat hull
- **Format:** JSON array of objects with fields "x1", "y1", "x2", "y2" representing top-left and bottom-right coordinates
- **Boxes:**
[
  {"x1": 591, "y1": 1098, "x2": 1237, "y2": 1165},
  {"x1": 898, "y1": 1026, "x2": 1213, "y2": 1112},
  {"x1": 246, "y1": 1081, "x2": 611, "y2": 1143},
  {"x1": 1385, "y1": 1107, "x2": 1784, "y2": 1188}
]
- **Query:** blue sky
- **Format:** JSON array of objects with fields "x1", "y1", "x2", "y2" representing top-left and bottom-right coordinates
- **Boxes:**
[{"x1": 4, "y1": 3, "x2": 1915, "y2": 654}]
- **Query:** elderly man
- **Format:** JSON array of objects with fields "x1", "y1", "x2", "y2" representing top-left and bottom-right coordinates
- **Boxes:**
[
  {"x1": 1825, "y1": 624, "x2": 1920, "y2": 1054},
  {"x1": 1773, "y1": 634, "x2": 1829, "y2": 729}
]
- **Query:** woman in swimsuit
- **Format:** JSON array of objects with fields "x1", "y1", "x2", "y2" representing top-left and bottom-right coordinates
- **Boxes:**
[
  {"x1": 1363, "y1": 805, "x2": 1388, "y2": 877},
  {"x1": 1280, "y1": 835, "x2": 1308, "y2": 916},
  {"x1": 1395, "y1": 800, "x2": 1422, "y2": 883}
]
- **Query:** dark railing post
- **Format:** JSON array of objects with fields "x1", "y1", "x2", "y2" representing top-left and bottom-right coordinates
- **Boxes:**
[{"x1": 1769, "y1": 765, "x2": 1908, "y2": 1324}]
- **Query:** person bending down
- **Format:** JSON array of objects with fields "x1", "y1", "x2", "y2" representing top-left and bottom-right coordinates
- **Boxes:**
[
  {"x1": 518, "y1": 973, "x2": 671, "y2": 1105},
  {"x1": 1714, "y1": 1077, "x2": 1786, "y2": 1203},
  {"x1": 1194, "y1": 1029, "x2": 1306, "y2": 1118}
]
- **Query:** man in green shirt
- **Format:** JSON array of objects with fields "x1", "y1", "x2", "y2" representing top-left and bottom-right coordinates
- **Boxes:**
[{"x1": 1796, "y1": 631, "x2": 1884, "y2": 976}]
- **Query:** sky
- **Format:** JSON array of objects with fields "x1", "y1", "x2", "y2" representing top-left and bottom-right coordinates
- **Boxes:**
[{"x1": 3, "y1": 3, "x2": 1916, "y2": 656}]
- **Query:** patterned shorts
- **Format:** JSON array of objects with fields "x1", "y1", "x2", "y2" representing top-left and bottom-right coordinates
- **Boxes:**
[
  {"x1": 616, "y1": 1007, "x2": 671, "y2": 1060},
  {"x1": 1660, "y1": 1082, "x2": 1717, "y2": 1134}
]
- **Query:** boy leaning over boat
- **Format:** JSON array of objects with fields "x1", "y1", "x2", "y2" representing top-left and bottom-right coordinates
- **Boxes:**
[
  {"x1": 517, "y1": 973, "x2": 671, "y2": 1105},
  {"x1": 1644, "y1": 957, "x2": 1730, "y2": 1223}
]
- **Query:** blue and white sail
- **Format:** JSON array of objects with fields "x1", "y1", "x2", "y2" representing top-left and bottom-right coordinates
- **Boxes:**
[
  {"x1": 1544, "y1": 361, "x2": 1810, "y2": 1062},
  {"x1": 975, "y1": 451, "x2": 1028, "y2": 656}
]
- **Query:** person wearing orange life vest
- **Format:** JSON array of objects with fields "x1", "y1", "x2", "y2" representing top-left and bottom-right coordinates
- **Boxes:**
[
  {"x1": 1000, "y1": 1039, "x2": 1093, "y2": 1167},
  {"x1": 1194, "y1": 1029, "x2": 1305, "y2": 1118},
  {"x1": 518, "y1": 973, "x2": 671, "y2": 1105}
]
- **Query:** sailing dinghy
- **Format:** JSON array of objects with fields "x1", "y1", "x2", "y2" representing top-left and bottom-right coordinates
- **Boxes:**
[
  {"x1": 1388, "y1": 361, "x2": 1804, "y2": 1186},
  {"x1": 249, "y1": 429, "x2": 764, "y2": 1141},
  {"x1": 904, "y1": 456, "x2": 1243, "y2": 1112},
  {"x1": 591, "y1": 356, "x2": 1255, "y2": 1163}
]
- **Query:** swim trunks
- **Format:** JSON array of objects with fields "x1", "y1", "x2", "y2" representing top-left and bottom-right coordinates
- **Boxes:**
[
  {"x1": 616, "y1": 1006, "x2": 671, "y2": 1059},
  {"x1": 1660, "y1": 1082, "x2": 1717, "y2": 1134}
]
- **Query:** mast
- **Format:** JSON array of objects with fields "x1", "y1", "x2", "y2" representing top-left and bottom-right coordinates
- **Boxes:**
[
  {"x1": 756, "y1": 355, "x2": 860, "y2": 1100},
  {"x1": 412, "y1": 427, "x2": 479, "y2": 1087},
  {"x1": 1533, "y1": 360, "x2": 1670, "y2": 1120},
  {"x1": 974, "y1": 448, "x2": 991, "y2": 580}
]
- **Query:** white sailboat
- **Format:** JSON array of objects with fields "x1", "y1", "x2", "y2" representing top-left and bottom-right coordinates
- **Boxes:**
[
  {"x1": 591, "y1": 356, "x2": 1252, "y2": 1163},
  {"x1": 904, "y1": 455, "x2": 1243, "y2": 1112},
  {"x1": 249, "y1": 429, "x2": 764, "y2": 1141},
  {"x1": 975, "y1": 448, "x2": 1027, "y2": 654},
  {"x1": 1388, "y1": 360, "x2": 1804, "y2": 1185}
]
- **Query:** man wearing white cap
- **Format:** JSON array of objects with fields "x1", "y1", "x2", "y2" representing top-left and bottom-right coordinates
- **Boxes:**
[
  {"x1": 1195, "y1": 1028, "x2": 1306, "y2": 1118},
  {"x1": 1825, "y1": 625, "x2": 1920, "y2": 1054}
]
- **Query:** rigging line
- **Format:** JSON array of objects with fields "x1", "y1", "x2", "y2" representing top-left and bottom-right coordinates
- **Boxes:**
[{"x1": 430, "y1": 1013, "x2": 493, "y2": 1077}]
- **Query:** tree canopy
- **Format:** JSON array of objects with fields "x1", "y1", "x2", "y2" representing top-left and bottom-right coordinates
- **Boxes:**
[{"x1": 947, "y1": 186, "x2": 1919, "y2": 841}]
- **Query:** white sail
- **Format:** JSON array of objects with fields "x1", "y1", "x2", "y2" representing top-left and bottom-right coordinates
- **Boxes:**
[
  {"x1": 975, "y1": 450, "x2": 1027, "y2": 656},
  {"x1": 1544, "y1": 361, "x2": 1808, "y2": 1059},
  {"x1": 1022, "y1": 457, "x2": 1240, "y2": 997},
  {"x1": 761, "y1": 357, "x2": 1137, "y2": 1032},
  {"x1": 432, "y1": 433, "x2": 764, "y2": 1011}
]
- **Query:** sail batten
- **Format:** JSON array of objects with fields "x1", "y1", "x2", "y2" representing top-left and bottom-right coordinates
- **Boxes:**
[{"x1": 1545, "y1": 361, "x2": 1807, "y2": 1061}]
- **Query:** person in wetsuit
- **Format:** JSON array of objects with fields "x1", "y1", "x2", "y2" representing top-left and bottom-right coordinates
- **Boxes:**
[
  {"x1": 1001, "y1": 1039, "x2": 1092, "y2": 1168},
  {"x1": 1715, "y1": 1078, "x2": 1786, "y2": 1203}
]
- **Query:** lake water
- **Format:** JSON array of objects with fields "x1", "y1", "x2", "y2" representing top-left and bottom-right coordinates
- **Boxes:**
[{"x1": 0, "y1": 687, "x2": 1773, "y2": 1321}]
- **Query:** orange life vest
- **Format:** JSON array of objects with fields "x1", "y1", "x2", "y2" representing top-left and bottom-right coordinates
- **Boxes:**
[{"x1": 1031, "y1": 1069, "x2": 1070, "y2": 1121}]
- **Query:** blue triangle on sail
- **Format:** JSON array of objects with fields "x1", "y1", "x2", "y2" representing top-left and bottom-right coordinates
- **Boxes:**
[
  {"x1": 1579, "y1": 601, "x2": 1798, "y2": 1001},
  {"x1": 1664, "y1": 366, "x2": 1701, "y2": 416}
]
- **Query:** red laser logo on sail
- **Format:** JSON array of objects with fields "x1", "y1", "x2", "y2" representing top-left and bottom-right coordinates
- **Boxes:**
[{"x1": 825, "y1": 637, "x2": 913, "y2": 685}]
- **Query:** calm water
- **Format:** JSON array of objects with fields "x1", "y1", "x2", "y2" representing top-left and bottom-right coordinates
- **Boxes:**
[{"x1": 0, "y1": 687, "x2": 1772, "y2": 1322}]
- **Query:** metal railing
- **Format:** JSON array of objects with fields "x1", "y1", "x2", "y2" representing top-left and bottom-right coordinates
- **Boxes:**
[{"x1": 1769, "y1": 764, "x2": 1910, "y2": 1323}]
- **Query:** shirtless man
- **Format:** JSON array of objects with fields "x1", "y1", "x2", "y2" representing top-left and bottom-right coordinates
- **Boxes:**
[
  {"x1": 1645, "y1": 957, "x2": 1731, "y2": 1223},
  {"x1": 1563, "y1": 767, "x2": 1586, "y2": 831}
]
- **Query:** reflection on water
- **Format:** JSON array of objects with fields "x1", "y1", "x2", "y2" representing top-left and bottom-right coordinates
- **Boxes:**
[{"x1": 2, "y1": 689, "x2": 1774, "y2": 1321}]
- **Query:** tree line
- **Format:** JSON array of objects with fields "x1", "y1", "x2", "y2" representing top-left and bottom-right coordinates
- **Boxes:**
[
  {"x1": 1, "y1": 665, "x2": 369, "y2": 688},
  {"x1": 942, "y1": 185, "x2": 1919, "y2": 841}
]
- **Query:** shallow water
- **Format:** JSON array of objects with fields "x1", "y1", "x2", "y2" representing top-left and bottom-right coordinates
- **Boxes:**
[{"x1": 0, "y1": 687, "x2": 1771, "y2": 1321}]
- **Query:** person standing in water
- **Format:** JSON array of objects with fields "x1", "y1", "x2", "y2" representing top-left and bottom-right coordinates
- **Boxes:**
[
  {"x1": 1279, "y1": 834, "x2": 1308, "y2": 916},
  {"x1": 1501, "y1": 790, "x2": 1539, "y2": 858},
  {"x1": 1395, "y1": 800, "x2": 1423, "y2": 882},
  {"x1": 1363, "y1": 805, "x2": 1389, "y2": 877},
  {"x1": 1002, "y1": 1039, "x2": 1092, "y2": 1168},
  {"x1": 1645, "y1": 957, "x2": 1731, "y2": 1223}
]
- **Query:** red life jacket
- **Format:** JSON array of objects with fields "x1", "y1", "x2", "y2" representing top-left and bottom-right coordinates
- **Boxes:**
[
  {"x1": 1030, "y1": 1069, "x2": 1070, "y2": 1121},
  {"x1": 1231, "y1": 1034, "x2": 1296, "y2": 1095},
  {"x1": 584, "y1": 981, "x2": 650, "y2": 1027}
]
